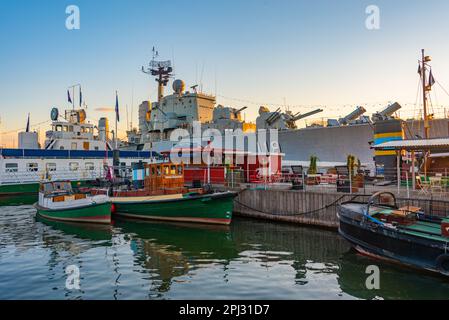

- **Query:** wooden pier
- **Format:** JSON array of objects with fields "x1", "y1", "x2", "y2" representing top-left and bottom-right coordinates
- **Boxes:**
[{"x1": 233, "y1": 189, "x2": 449, "y2": 230}]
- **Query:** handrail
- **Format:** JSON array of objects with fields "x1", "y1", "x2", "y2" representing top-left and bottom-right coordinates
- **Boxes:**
[
  {"x1": 361, "y1": 191, "x2": 398, "y2": 226},
  {"x1": 366, "y1": 191, "x2": 397, "y2": 214}
]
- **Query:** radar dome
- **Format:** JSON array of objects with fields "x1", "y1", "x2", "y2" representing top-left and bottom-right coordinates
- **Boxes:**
[
  {"x1": 172, "y1": 79, "x2": 185, "y2": 95},
  {"x1": 50, "y1": 107, "x2": 59, "y2": 121}
]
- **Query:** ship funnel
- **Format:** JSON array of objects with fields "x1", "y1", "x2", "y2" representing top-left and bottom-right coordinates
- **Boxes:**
[
  {"x1": 339, "y1": 106, "x2": 367, "y2": 125},
  {"x1": 372, "y1": 102, "x2": 402, "y2": 121},
  {"x1": 98, "y1": 117, "x2": 110, "y2": 141}
]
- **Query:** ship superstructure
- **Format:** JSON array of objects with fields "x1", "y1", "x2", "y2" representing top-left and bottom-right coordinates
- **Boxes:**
[{"x1": 127, "y1": 50, "x2": 449, "y2": 176}]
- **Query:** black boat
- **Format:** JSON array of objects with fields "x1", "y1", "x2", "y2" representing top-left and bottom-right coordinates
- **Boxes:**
[{"x1": 337, "y1": 191, "x2": 449, "y2": 277}]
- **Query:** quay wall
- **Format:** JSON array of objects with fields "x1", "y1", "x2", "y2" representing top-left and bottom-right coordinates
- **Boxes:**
[{"x1": 233, "y1": 189, "x2": 449, "y2": 230}]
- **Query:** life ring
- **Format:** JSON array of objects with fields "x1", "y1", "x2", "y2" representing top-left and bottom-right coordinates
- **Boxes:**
[{"x1": 436, "y1": 254, "x2": 449, "y2": 274}]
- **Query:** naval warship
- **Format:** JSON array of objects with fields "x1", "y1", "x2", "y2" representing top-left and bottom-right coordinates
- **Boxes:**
[{"x1": 126, "y1": 51, "x2": 449, "y2": 178}]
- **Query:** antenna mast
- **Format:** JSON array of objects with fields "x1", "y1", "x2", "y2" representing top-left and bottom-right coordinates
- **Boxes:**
[
  {"x1": 421, "y1": 49, "x2": 430, "y2": 139},
  {"x1": 142, "y1": 47, "x2": 173, "y2": 103}
]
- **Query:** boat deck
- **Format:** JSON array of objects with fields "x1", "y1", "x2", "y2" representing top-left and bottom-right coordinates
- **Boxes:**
[
  {"x1": 370, "y1": 207, "x2": 449, "y2": 243},
  {"x1": 112, "y1": 194, "x2": 183, "y2": 203}
]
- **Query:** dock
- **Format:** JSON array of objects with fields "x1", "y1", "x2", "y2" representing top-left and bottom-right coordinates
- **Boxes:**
[{"x1": 233, "y1": 187, "x2": 449, "y2": 230}]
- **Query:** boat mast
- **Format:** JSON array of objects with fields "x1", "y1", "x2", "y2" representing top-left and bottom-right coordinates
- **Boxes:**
[{"x1": 421, "y1": 49, "x2": 430, "y2": 139}]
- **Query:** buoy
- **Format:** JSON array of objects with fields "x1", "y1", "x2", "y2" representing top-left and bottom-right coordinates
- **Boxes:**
[{"x1": 111, "y1": 203, "x2": 116, "y2": 214}]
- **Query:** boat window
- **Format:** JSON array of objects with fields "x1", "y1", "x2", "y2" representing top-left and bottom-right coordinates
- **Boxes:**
[
  {"x1": 170, "y1": 165, "x2": 176, "y2": 175},
  {"x1": 5, "y1": 163, "x2": 18, "y2": 172},
  {"x1": 5, "y1": 163, "x2": 18, "y2": 173},
  {"x1": 69, "y1": 162, "x2": 79, "y2": 171},
  {"x1": 85, "y1": 162, "x2": 95, "y2": 171},
  {"x1": 94, "y1": 146, "x2": 99, "y2": 151},
  {"x1": 177, "y1": 166, "x2": 183, "y2": 175},
  {"x1": 156, "y1": 166, "x2": 161, "y2": 176},
  {"x1": 68, "y1": 126, "x2": 74, "y2": 132},
  {"x1": 71, "y1": 142, "x2": 77, "y2": 150},
  {"x1": 55, "y1": 125, "x2": 62, "y2": 132},
  {"x1": 164, "y1": 166, "x2": 169, "y2": 175},
  {"x1": 63, "y1": 126, "x2": 68, "y2": 132},
  {"x1": 46, "y1": 163, "x2": 57, "y2": 172},
  {"x1": 26, "y1": 163, "x2": 38, "y2": 172},
  {"x1": 60, "y1": 146, "x2": 64, "y2": 150},
  {"x1": 43, "y1": 183, "x2": 54, "y2": 193},
  {"x1": 53, "y1": 181, "x2": 72, "y2": 192}
]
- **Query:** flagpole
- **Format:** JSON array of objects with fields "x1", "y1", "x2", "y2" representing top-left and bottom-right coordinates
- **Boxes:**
[{"x1": 115, "y1": 91, "x2": 118, "y2": 150}]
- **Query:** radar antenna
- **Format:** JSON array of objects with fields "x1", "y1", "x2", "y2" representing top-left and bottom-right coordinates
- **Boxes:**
[{"x1": 142, "y1": 47, "x2": 173, "y2": 103}]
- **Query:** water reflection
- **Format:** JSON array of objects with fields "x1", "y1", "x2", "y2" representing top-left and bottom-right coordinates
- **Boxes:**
[
  {"x1": 1, "y1": 206, "x2": 449, "y2": 299},
  {"x1": 115, "y1": 219, "x2": 238, "y2": 294},
  {"x1": 337, "y1": 251, "x2": 449, "y2": 300}
]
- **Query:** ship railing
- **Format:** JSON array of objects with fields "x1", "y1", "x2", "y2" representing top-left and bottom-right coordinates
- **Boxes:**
[{"x1": 0, "y1": 168, "x2": 105, "y2": 185}]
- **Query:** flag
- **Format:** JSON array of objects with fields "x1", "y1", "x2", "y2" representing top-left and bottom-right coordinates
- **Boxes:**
[
  {"x1": 67, "y1": 90, "x2": 72, "y2": 104},
  {"x1": 418, "y1": 64, "x2": 422, "y2": 76},
  {"x1": 429, "y1": 70, "x2": 436, "y2": 87},
  {"x1": 26, "y1": 113, "x2": 30, "y2": 132},
  {"x1": 115, "y1": 91, "x2": 120, "y2": 122},
  {"x1": 79, "y1": 87, "x2": 82, "y2": 107}
]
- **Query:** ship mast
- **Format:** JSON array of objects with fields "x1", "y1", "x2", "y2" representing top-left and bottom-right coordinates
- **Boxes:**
[
  {"x1": 142, "y1": 48, "x2": 173, "y2": 103},
  {"x1": 420, "y1": 49, "x2": 434, "y2": 176},
  {"x1": 421, "y1": 49, "x2": 430, "y2": 139}
]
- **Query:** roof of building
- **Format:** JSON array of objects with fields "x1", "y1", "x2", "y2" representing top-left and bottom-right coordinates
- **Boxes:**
[{"x1": 374, "y1": 138, "x2": 449, "y2": 151}]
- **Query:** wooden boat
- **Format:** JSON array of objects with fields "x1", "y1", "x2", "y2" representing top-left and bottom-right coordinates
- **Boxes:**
[
  {"x1": 337, "y1": 191, "x2": 449, "y2": 277},
  {"x1": 109, "y1": 162, "x2": 237, "y2": 225},
  {"x1": 34, "y1": 181, "x2": 111, "y2": 224}
]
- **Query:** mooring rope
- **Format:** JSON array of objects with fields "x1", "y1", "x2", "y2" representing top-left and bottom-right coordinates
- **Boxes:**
[{"x1": 234, "y1": 194, "x2": 361, "y2": 217}]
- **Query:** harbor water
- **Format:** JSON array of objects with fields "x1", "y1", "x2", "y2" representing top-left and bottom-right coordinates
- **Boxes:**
[{"x1": 1, "y1": 206, "x2": 449, "y2": 300}]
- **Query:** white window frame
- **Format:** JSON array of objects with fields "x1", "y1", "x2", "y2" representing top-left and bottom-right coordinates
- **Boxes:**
[
  {"x1": 27, "y1": 163, "x2": 39, "y2": 172},
  {"x1": 69, "y1": 162, "x2": 79, "y2": 171},
  {"x1": 5, "y1": 163, "x2": 18, "y2": 173}
]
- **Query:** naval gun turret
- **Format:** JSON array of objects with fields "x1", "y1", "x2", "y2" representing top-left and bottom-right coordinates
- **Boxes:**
[
  {"x1": 284, "y1": 109, "x2": 324, "y2": 129},
  {"x1": 256, "y1": 106, "x2": 324, "y2": 130},
  {"x1": 371, "y1": 102, "x2": 402, "y2": 122},
  {"x1": 338, "y1": 106, "x2": 367, "y2": 126}
]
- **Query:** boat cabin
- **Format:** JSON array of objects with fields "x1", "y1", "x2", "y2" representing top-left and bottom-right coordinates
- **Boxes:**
[
  {"x1": 111, "y1": 162, "x2": 188, "y2": 197},
  {"x1": 39, "y1": 181, "x2": 86, "y2": 202}
]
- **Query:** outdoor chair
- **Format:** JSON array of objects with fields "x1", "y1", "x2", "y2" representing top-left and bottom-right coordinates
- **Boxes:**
[
  {"x1": 415, "y1": 176, "x2": 430, "y2": 196},
  {"x1": 429, "y1": 176, "x2": 444, "y2": 194}
]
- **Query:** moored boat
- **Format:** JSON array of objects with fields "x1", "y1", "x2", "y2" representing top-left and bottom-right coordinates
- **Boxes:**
[
  {"x1": 112, "y1": 191, "x2": 235, "y2": 225},
  {"x1": 337, "y1": 191, "x2": 449, "y2": 277},
  {"x1": 109, "y1": 162, "x2": 237, "y2": 225},
  {"x1": 34, "y1": 181, "x2": 111, "y2": 224}
]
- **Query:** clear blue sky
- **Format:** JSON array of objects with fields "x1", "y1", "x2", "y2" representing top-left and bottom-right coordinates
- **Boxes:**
[{"x1": 1, "y1": 0, "x2": 449, "y2": 146}]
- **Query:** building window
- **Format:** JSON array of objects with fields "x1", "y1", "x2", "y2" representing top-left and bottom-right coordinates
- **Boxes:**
[
  {"x1": 46, "y1": 163, "x2": 57, "y2": 172},
  {"x1": 85, "y1": 162, "x2": 95, "y2": 171},
  {"x1": 5, "y1": 163, "x2": 18, "y2": 173},
  {"x1": 27, "y1": 163, "x2": 39, "y2": 172},
  {"x1": 69, "y1": 162, "x2": 79, "y2": 171}
]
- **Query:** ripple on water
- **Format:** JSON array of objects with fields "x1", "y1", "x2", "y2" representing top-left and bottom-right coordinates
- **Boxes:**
[{"x1": 1, "y1": 209, "x2": 449, "y2": 299}]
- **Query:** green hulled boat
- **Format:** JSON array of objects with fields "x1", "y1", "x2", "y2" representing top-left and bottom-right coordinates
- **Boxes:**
[
  {"x1": 34, "y1": 181, "x2": 111, "y2": 224},
  {"x1": 111, "y1": 192, "x2": 236, "y2": 225},
  {"x1": 0, "y1": 180, "x2": 94, "y2": 206}
]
